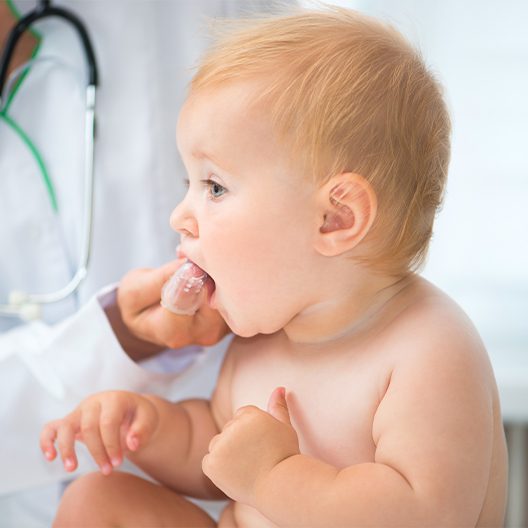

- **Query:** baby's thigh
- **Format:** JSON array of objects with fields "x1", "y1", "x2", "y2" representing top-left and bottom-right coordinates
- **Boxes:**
[{"x1": 54, "y1": 471, "x2": 216, "y2": 527}]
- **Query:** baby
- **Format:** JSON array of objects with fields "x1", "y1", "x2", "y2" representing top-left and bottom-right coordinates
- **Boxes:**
[{"x1": 41, "y1": 7, "x2": 508, "y2": 527}]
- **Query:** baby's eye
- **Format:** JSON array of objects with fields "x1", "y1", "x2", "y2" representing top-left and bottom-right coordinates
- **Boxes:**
[{"x1": 204, "y1": 179, "x2": 227, "y2": 200}]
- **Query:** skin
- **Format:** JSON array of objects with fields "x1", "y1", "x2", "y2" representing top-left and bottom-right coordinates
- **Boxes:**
[
  {"x1": 42, "y1": 81, "x2": 508, "y2": 527},
  {"x1": 0, "y1": 0, "x2": 37, "y2": 84}
]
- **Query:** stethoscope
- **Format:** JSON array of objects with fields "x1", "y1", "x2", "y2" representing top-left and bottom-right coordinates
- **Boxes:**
[{"x1": 0, "y1": 0, "x2": 98, "y2": 320}]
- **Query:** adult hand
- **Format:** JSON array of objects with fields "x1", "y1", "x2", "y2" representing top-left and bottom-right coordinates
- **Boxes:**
[
  {"x1": 109, "y1": 259, "x2": 229, "y2": 361},
  {"x1": 202, "y1": 387, "x2": 300, "y2": 505}
]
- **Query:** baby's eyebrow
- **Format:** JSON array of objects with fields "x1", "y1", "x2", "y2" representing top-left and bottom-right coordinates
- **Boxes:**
[
  {"x1": 191, "y1": 149, "x2": 214, "y2": 161},
  {"x1": 191, "y1": 149, "x2": 231, "y2": 175}
]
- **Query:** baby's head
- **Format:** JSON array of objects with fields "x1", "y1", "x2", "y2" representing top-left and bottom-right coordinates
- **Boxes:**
[{"x1": 171, "y1": 6, "x2": 450, "y2": 337}]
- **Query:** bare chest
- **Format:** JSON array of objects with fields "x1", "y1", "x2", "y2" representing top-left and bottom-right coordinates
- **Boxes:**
[{"x1": 229, "y1": 341, "x2": 392, "y2": 468}]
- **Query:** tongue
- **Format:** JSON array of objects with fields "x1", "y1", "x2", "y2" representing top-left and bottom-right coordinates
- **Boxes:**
[{"x1": 161, "y1": 260, "x2": 212, "y2": 315}]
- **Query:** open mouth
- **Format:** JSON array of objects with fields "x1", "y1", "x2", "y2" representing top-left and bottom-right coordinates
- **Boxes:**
[
  {"x1": 161, "y1": 254, "x2": 217, "y2": 314},
  {"x1": 202, "y1": 269, "x2": 217, "y2": 306}
]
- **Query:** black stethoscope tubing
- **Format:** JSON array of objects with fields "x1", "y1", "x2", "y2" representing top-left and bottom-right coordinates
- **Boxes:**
[{"x1": 0, "y1": 0, "x2": 98, "y2": 96}]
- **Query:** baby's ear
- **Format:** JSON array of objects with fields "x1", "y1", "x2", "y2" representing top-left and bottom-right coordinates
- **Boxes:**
[{"x1": 313, "y1": 173, "x2": 377, "y2": 257}]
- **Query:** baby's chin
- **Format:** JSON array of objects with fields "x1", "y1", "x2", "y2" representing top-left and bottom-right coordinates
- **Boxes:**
[
  {"x1": 218, "y1": 310, "x2": 256, "y2": 338},
  {"x1": 222, "y1": 308, "x2": 285, "y2": 338},
  {"x1": 206, "y1": 273, "x2": 292, "y2": 337}
]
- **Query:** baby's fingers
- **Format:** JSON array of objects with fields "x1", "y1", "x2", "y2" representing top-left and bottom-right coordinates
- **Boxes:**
[
  {"x1": 40, "y1": 420, "x2": 60, "y2": 462},
  {"x1": 126, "y1": 398, "x2": 158, "y2": 452},
  {"x1": 80, "y1": 404, "x2": 113, "y2": 475},
  {"x1": 99, "y1": 399, "x2": 129, "y2": 469},
  {"x1": 56, "y1": 420, "x2": 79, "y2": 473}
]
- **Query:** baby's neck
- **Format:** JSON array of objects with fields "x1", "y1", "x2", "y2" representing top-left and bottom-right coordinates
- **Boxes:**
[{"x1": 283, "y1": 266, "x2": 415, "y2": 347}]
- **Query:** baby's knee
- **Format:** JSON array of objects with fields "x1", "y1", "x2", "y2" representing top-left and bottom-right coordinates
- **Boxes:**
[{"x1": 53, "y1": 471, "x2": 130, "y2": 527}]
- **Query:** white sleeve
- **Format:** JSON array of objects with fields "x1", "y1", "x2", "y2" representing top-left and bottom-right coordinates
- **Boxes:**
[
  {"x1": 0, "y1": 286, "x2": 223, "y2": 495},
  {"x1": 0, "y1": 285, "x2": 202, "y2": 400}
]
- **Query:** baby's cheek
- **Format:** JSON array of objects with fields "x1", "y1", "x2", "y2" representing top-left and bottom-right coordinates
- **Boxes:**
[{"x1": 208, "y1": 224, "x2": 261, "y2": 265}]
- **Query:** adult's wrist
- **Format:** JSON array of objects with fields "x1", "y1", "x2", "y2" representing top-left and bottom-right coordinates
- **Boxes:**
[{"x1": 103, "y1": 298, "x2": 165, "y2": 362}]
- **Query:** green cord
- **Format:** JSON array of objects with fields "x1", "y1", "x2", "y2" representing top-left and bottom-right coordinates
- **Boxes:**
[
  {"x1": 1, "y1": 0, "x2": 58, "y2": 212},
  {"x1": 0, "y1": 112, "x2": 58, "y2": 211}
]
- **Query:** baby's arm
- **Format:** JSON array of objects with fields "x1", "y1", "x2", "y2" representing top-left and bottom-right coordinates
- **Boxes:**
[
  {"x1": 40, "y1": 348, "x2": 235, "y2": 500},
  {"x1": 128, "y1": 347, "x2": 235, "y2": 498},
  {"x1": 128, "y1": 396, "x2": 224, "y2": 498}
]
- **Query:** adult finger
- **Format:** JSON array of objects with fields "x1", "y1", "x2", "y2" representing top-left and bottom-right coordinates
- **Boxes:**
[
  {"x1": 191, "y1": 303, "x2": 230, "y2": 347},
  {"x1": 160, "y1": 261, "x2": 210, "y2": 316},
  {"x1": 119, "y1": 259, "x2": 186, "y2": 315},
  {"x1": 132, "y1": 303, "x2": 192, "y2": 349}
]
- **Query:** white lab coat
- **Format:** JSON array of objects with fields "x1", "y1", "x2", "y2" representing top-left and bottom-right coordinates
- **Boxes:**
[{"x1": 0, "y1": 1, "x2": 278, "y2": 525}]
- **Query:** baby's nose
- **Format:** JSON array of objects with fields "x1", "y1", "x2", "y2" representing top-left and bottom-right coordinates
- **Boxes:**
[{"x1": 170, "y1": 202, "x2": 199, "y2": 238}]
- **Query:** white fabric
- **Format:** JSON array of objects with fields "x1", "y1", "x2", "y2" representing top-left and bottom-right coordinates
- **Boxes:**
[
  {"x1": 0, "y1": 286, "x2": 222, "y2": 496},
  {"x1": 0, "y1": 1, "x2": 281, "y2": 525}
]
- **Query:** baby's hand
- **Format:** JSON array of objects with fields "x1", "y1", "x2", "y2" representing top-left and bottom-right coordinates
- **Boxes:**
[
  {"x1": 40, "y1": 391, "x2": 159, "y2": 475},
  {"x1": 202, "y1": 387, "x2": 300, "y2": 505}
]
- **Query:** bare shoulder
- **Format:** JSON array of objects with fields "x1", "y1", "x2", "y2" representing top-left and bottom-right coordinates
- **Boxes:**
[
  {"x1": 389, "y1": 275, "x2": 493, "y2": 379},
  {"x1": 375, "y1": 276, "x2": 498, "y2": 438},
  {"x1": 379, "y1": 275, "x2": 499, "y2": 424}
]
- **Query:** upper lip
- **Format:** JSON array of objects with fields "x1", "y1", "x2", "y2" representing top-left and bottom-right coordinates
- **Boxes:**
[
  {"x1": 179, "y1": 247, "x2": 209, "y2": 277},
  {"x1": 177, "y1": 245, "x2": 192, "y2": 262}
]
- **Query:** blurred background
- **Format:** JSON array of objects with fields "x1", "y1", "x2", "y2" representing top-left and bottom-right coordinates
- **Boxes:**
[{"x1": 301, "y1": 0, "x2": 528, "y2": 525}]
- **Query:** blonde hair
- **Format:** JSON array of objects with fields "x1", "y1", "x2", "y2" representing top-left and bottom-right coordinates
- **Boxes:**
[{"x1": 191, "y1": 6, "x2": 451, "y2": 275}]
